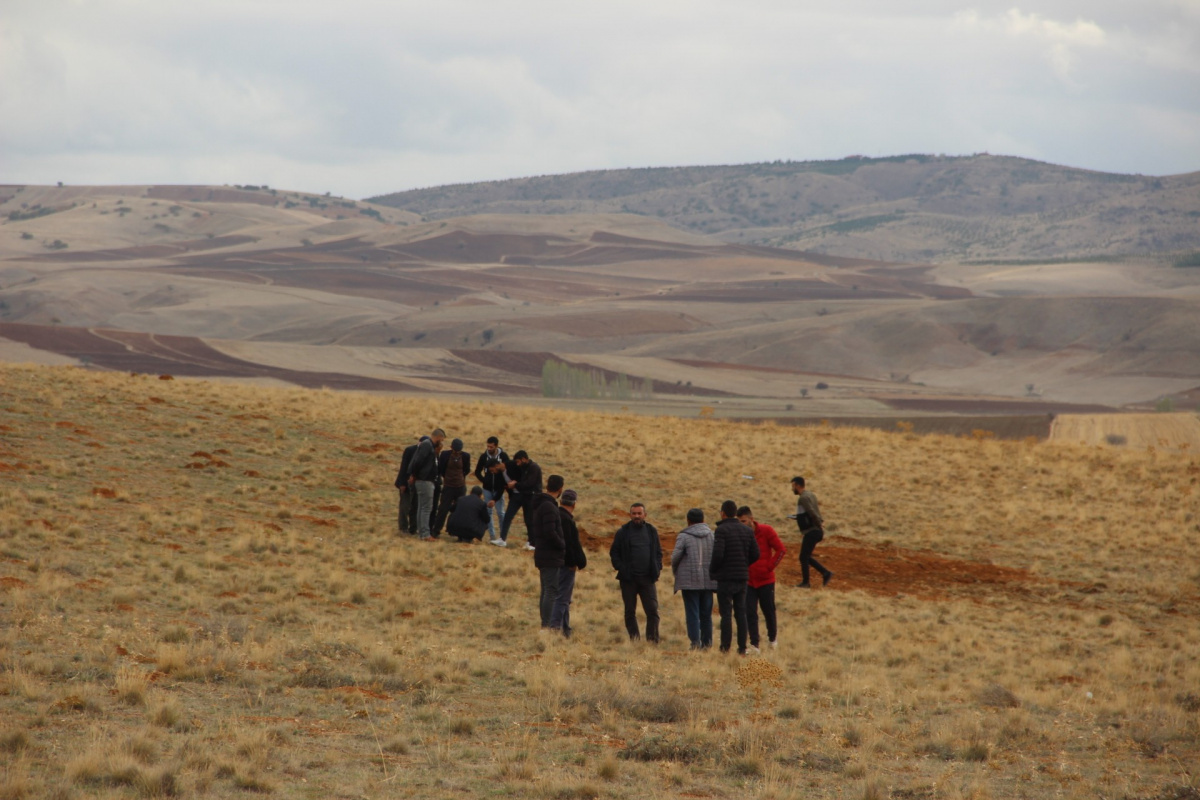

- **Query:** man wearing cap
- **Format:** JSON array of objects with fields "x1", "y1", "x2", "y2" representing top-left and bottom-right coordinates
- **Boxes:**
[
  {"x1": 433, "y1": 438, "x2": 471, "y2": 538},
  {"x1": 406, "y1": 428, "x2": 445, "y2": 540},
  {"x1": 550, "y1": 488, "x2": 587, "y2": 636}
]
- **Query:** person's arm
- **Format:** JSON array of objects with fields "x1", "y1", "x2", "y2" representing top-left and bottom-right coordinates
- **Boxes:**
[
  {"x1": 473, "y1": 453, "x2": 487, "y2": 483},
  {"x1": 670, "y1": 536, "x2": 687, "y2": 571},
  {"x1": 746, "y1": 527, "x2": 760, "y2": 566},
  {"x1": 769, "y1": 528, "x2": 786, "y2": 570},
  {"x1": 709, "y1": 531, "x2": 725, "y2": 578},
  {"x1": 609, "y1": 527, "x2": 624, "y2": 572}
]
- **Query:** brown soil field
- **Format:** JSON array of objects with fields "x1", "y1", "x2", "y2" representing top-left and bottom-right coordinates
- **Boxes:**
[
  {"x1": 884, "y1": 397, "x2": 1119, "y2": 414},
  {"x1": 737, "y1": 415, "x2": 1056, "y2": 440},
  {"x1": 656, "y1": 280, "x2": 909, "y2": 303},
  {"x1": 0, "y1": 364, "x2": 1197, "y2": 799},
  {"x1": 509, "y1": 310, "x2": 702, "y2": 337},
  {"x1": 1050, "y1": 412, "x2": 1200, "y2": 449}
]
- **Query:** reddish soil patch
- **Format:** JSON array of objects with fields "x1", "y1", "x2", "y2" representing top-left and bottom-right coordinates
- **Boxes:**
[
  {"x1": 92, "y1": 487, "x2": 117, "y2": 499},
  {"x1": 576, "y1": 530, "x2": 1041, "y2": 602},
  {"x1": 295, "y1": 515, "x2": 336, "y2": 527},
  {"x1": 1, "y1": 576, "x2": 29, "y2": 591}
]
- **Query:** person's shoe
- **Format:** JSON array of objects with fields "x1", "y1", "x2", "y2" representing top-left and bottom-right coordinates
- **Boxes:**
[
  {"x1": 823, "y1": 571, "x2": 834, "y2": 586},
  {"x1": 769, "y1": 640, "x2": 778, "y2": 649},
  {"x1": 796, "y1": 581, "x2": 811, "y2": 588},
  {"x1": 746, "y1": 645, "x2": 761, "y2": 655},
  {"x1": 490, "y1": 539, "x2": 507, "y2": 547},
  {"x1": 524, "y1": 543, "x2": 535, "y2": 551}
]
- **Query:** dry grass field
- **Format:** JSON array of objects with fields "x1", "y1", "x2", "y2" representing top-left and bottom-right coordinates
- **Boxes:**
[{"x1": 1, "y1": 363, "x2": 1199, "y2": 800}]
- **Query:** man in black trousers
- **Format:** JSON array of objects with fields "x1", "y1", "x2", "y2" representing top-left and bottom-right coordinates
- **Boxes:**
[
  {"x1": 609, "y1": 502, "x2": 662, "y2": 643},
  {"x1": 791, "y1": 476, "x2": 832, "y2": 587},
  {"x1": 709, "y1": 499, "x2": 759, "y2": 655}
]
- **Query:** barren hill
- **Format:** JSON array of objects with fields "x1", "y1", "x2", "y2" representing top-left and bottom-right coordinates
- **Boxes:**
[
  {"x1": 369, "y1": 154, "x2": 1200, "y2": 264},
  {"x1": 2, "y1": 182, "x2": 1198, "y2": 414}
]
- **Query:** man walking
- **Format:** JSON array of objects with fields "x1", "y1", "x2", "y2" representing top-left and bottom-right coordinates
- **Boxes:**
[
  {"x1": 549, "y1": 489, "x2": 586, "y2": 637},
  {"x1": 433, "y1": 438, "x2": 471, "y2": 537},
  {"x1": 474, "y1": 436, "x2": 510, "y2": 544},
  {"x1": 791, "y1": 476, "x2": 832, "y2": 587},
  {"x1": 609, "y1": 503, "x2": 663, "y2": 643},
  {"x1": 710, "y1": 500, "x2": 759, "y2": 655},
  {"x1": 406, "y1": 428, "x2": 445, "y2": 540},
  {"x1": 670, "y1": 508, "x2": 717, "y2": 650},
  {"x1": 500, "y1": 450, "x2": 542, "y2": 548},
  {"x1": 738, "y1": 506, "x2": 786, "y2": 651},
  {"x1": 529, "y1": 474, "x2": 566, "y2": 629}
]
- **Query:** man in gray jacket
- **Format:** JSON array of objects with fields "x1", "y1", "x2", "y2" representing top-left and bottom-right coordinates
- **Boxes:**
[{"x1": 670, "y1": 508, "x2": 717, "y2": 650}]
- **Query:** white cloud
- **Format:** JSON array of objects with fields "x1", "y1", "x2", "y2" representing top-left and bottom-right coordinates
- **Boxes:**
[{"x1": 0, "y1": 0, "x2": 1197, "y2": 197}]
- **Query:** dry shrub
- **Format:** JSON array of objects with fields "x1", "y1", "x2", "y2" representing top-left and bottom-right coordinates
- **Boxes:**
[
  {"x1": 620, "y1": 734, "x2": 707, "y2": 763},
  {"x1": 978, "y1": 683, "x2": 1020, "y2": 708}
]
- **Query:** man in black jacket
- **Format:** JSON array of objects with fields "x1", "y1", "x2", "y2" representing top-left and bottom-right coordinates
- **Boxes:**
[
  {"x1": 500, "y1": 450, "x2": 542, "y2": 548},
  {"x1": 446, "y1": 487, "x2": 491, "y2": 543},
  {"x1": 406, "y1": 428, "x2": 445, "y2": 540},
  {"x1": 710, "y1": 499, "x2": 760, "y2": 655},
  {"x1": 394, "y1": 438, "x2": 423, "y2": 535},
  {"x1": 474, "y1": 436, "x2": 511, "y2": 544},
  {"x1": 550, "y1": 488, "x2": 587, "y2": 637},
  {"x1": 609, "y1": 502, "x2": 663, "y2": 643},
  {"x1": 530, "y1": 475, "x2": 566, "y2": 628}
]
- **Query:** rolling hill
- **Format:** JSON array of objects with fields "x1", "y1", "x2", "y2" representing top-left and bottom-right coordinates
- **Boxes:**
[{"x1": 369, "y1": 154, "x2": 1200, "y2": 264}]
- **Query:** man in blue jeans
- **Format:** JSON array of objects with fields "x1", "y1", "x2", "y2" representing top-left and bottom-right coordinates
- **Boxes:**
[
  {"x1": 670, "y1": 508, "x2": 716, "y2": 649},
  {"x1": 474, "y1": 436, "x2": 510, "y2": 544}
]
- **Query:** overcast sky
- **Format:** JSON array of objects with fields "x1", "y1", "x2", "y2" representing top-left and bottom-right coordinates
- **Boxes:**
[{"x1": 2, "y1": 0, "x2": 1198, "y2": 199}]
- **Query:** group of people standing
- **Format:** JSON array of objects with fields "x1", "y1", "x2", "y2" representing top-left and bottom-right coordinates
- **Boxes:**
[
  {"x1": 394, "y1": 431, "x2": 544, "y2": 547},
  {"x1": 395, "y1": 429, "x2": 833, "y2": 651}
]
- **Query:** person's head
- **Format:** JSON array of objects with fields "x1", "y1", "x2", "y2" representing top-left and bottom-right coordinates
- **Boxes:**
[
  {"x1": 546, "y1": 474, "x2": 564, "y2": 496},
  {"x1": 486, "y1": 436, "x2": 499, "y2": 455},
  {"x1": 737, "y1": 505, "x2": 754, "y2": 527},
  {"x1": 686, "y1": 508, "x2": 704, "y2": 525},
  {"x1": 451, "y1": 438, "x2": 463, "y2": 452},
  {"x1": 791, "y1": 476, "x2": 806, "y2": 495},
  {"x1": 561, "y1": 489, "x2": 577, "y2": 509},
  {"x1": 431, "y1": 428, "x2": 446, "y2": 445},
  {"x1": 720, "y1": 499, "x2": 738, "y2": 520},
  {"x1": 470, "y1": 486, "x2": 484, "y2": 498},
  {"x1": 629, "y1": 502, "x2": 647, "y2": 524},
  {"x1": 513, "y1": 450, "x2": 529, "y2": 465}
]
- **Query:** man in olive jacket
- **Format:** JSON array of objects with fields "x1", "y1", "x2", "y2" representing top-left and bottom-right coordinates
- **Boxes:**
[
  {"x1": 709, "y1": 499, "x2": 759, "y2": 655},
  {"x1": 609, "y1": 502, "x2": 662, "y2": 643},
  {"x1": 530, "y1": 475, "x2": 566, "y2": 628},
  {"x1": 549, "y1": 489, "x2": 587, "y2": 637}
]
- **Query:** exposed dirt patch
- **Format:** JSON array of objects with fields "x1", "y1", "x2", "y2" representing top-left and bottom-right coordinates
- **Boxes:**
[
  {"x1": 750, "y1": 415, "x2": 1055, "y2": 441},
  {"x1": 508, "y1": 310, "x2": 703, "y2": 337},
  {"x1": 883, "y1": 397, "x2": 1118, "y2": 414},
  {"x1": 577, "y1": 529, "x2": 1045, "y2": 602}
]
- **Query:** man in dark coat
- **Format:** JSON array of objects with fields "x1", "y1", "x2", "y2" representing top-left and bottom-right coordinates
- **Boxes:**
[
  {"x1": 406, "y1": 428, "x2": 445, "y2": 540},
  {"x1": 530, "y1": 474, "x2": 566, "y2": 628},
  {"x1": 609, "y1": 502, "x2": 663, "y2": 643},
  {"x1": 550, "y1": 488, "x2": 587, "y2": 637},
  {"x1": 709, "y1": 499, "x2": 760, "y2": 655},
  {"x1": 500, "y1": 450, "x2": 543, "y2": 548},
  {"x1": 446, "y1": 487, "x2": 491, "y2": 543},
  {"x1": 394, "y1": 438, "x2": 423, "y2": 535},
  {"x1": 475, "y1": 436, "x2": 511, "y2": 544},
  {"x1": 433, "y1": 438, "x2": 471, "y2": 537}
]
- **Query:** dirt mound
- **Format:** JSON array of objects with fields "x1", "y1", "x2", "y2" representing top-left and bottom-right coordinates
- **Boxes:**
[{"x1": 577, "y1": 529, "x2": 1042, "y2": 602}]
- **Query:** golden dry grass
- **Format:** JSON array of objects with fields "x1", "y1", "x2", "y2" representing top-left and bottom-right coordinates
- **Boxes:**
[{"x1": 0, "y1": 363, "x2": 1197, "y2": 799}]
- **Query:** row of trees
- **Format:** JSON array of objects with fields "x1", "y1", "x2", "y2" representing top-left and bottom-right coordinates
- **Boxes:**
[{"x1": 541, "y1": 359, "x2": 652, "y2": 400}]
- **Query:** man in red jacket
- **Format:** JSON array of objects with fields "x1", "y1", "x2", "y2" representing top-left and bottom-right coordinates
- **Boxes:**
[{"x1": 738, "y1": 506, "x2": 786, "y2": 653}]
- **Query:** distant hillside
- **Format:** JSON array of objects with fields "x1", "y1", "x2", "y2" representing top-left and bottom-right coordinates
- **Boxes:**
[{"x1": 369, "y1": 154, "x2": 1200, "y2": 264}]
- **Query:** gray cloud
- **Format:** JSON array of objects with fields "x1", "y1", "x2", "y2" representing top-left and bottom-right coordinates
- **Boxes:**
[{"x1": 1, "y1": 0, "x2": 1197, "y2": 198}]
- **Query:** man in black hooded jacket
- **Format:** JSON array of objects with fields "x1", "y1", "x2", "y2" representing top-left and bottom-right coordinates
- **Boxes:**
[{"x1": 609, "y1": 502, "x2": 663, "y2": 643}]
